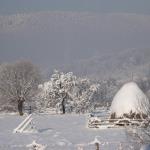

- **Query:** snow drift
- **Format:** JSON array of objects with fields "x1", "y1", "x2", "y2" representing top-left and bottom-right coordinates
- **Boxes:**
[{"x1": 110, "y1": 82, "x2": 150, "y2": 119}]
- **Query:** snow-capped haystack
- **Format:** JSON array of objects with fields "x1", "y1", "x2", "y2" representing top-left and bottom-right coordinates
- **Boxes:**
[{"x1": 110, "y1": 82, "x2": 150, "y2": 119}]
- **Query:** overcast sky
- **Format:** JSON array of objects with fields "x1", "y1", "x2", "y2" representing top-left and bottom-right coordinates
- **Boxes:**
[
  {"x1": 0, "y1": 0, "x2": 150, "y2": 15},
  {"x1": 0, "y1": 0, "x2": 150, "y2": 75}
]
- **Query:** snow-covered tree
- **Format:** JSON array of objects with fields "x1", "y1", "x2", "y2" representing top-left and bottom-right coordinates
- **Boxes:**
[
  {"x1": 73, "y1": 78, "x2": 101, "y2": 113},
  {"x1": 37, "y1": 70, "x2": 102, "y2": 113},
  {"x1": 0, "y1": 61, "x2": 41, "y2": 115},
  {"x1": 37, "y1": 70, "x2": 76, "y2": 114}
]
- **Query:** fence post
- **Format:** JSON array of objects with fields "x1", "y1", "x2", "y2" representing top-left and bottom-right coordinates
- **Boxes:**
[
  {"x1": 29, "y1": 106, "x2": 32, "y2": 114},
  {"x1": 89, "y1": 137, "x2": 100, "y2": 150},
  {"x1": 95, "y1": 142, "x2": 100, "y2": 150}
]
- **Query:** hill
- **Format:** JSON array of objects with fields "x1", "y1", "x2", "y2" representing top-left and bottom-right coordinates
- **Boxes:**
[{"x1": 0, "y1": 11, "x2": 150, "y2": 80}]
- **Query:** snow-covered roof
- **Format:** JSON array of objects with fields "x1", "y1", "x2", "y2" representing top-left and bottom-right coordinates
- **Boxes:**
[{"x1": 110, "y1": 82, "x2": 150, "y2": 117}]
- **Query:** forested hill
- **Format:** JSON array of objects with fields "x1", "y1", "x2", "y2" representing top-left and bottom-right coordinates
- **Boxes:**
[{"x1": 63, "y1": 48, "x2": 150, "y2": 80}]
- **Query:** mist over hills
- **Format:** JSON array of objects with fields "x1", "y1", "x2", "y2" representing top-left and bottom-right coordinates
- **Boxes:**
[
  {"x1": 63, "y1": 48, "x2": 150, "y2": 80},
  {"x1": 0, "y1": 11, "x2": 150, "y2": 79}
]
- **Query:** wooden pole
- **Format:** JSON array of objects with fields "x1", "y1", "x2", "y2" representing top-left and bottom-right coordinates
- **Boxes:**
[{"x1": 95, "y1": 142, "x2": 99, "y2": 150}]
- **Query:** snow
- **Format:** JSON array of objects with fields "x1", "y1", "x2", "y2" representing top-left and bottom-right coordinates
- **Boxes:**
[
  {"x1": 0, "y1": 113, "x2": 143, "y2": 150},
  {"x1": 110, "y1": 82, "x2": 150, "y2": 118},
  {"x1": 26, "y1": 140, "x2": 46, "y2": 150},
  {"x1": 89, "y1": 137, "x2": 101, "y2": 144}
]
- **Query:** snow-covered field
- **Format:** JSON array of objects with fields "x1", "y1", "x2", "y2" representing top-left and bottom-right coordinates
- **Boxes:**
[{"x1": 0, "y1": 113, "x2": 145, "y2": 150}]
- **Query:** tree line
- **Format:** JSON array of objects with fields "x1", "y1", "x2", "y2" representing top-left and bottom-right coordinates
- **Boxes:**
[{"x1": 0, "y1": 60, "x2": 150, "y2": 115}]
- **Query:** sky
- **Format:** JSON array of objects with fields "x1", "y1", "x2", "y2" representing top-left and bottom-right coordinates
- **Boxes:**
[
  {"x1": 0, "y1": 0, "x2": 150, "y2": 15},
  {"x1": 0, "y1": 0, "x2": 150, "y2": 76}
]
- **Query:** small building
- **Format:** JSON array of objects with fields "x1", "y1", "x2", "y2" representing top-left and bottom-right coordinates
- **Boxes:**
[{"x1": 110, "y1": 82, "x2": 150, "y2": 119}]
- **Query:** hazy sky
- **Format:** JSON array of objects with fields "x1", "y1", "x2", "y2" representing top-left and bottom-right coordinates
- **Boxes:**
[
  {"x1": 0, "y1": 0, "x2": 150, "y2": 75},
  {"x1": 0, "y1": 0, "x2": 150, "y2": 15}
]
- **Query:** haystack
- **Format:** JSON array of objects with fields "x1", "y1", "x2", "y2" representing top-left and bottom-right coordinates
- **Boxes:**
[{"x1": 110, "y1": 82, "x2": 150, "y2": 119}]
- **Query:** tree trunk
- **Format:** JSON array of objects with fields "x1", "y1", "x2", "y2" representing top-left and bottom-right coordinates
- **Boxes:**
[
  {"x1": 61, "y1": 99, "x2": 65, "y2": 114},
  {"x1": 18, "y1": 100, "x2": 24, "y2": 116}
]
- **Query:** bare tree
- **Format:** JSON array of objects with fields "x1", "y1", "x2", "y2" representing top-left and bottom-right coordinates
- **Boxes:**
[{"x1": 0, "y1": 61, "x2": 41, "y2": 115}]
